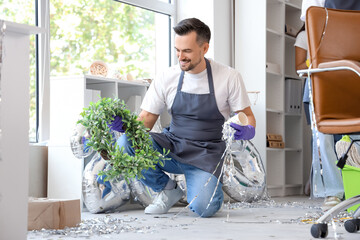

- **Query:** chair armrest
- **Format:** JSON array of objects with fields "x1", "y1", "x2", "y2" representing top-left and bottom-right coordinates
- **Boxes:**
[{"x1": 297, "y1": 60, "x2": 360, "y2": 78}]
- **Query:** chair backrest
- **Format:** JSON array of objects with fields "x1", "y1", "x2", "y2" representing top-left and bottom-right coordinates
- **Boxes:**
[
  {"x1": 306, "y1": 6, "x2": 360, "y2": 134},
  {"x1": 306, "y1": 7, "x2": 360, "y2": 67}
]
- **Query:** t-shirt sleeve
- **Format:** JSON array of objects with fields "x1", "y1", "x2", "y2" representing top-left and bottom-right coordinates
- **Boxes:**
[
  {"x1": 294, "y1": 31, "x2": 307, "y2": 50},
  {"x1": 301, "y1": 0, "x2": 325, "y2": 21},
  {"x1": 227, "y1": 71, "x2": 251, "y2": 112},
  {"x1": 140, "y1": 72, "x2": 166, "y2": 115}
]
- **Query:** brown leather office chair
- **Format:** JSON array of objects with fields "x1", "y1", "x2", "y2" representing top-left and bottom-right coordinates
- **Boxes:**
[
  {"x1": 305, "y1": 7, "x2": 360, "y2": 134},
  {"x1": 297, "y1": 6, "x2": 360, "y2": 238}
]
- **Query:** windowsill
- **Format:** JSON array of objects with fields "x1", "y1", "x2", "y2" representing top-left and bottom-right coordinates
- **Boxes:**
[{"x1": 30, "y1": 141, "x2": 49, "y2": 147}]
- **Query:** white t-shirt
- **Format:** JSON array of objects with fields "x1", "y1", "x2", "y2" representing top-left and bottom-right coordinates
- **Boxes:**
[
  {"x1": 301, "y1": 0, "x2": 325, "y2": 21},
  {"x1": 141, "y1": 59, "x2": 251, "y2": 120},
  {"x1": 295, "y1": 30, "x2": 309, "y2": 59},
  {"x1": 294, "y1": 31, "x2": 308, "y2": 52}
]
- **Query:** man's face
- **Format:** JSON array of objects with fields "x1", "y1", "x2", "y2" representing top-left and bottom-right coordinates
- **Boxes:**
[{"x1": 174, "y1": 31, "x2": 209, "y2": 74}]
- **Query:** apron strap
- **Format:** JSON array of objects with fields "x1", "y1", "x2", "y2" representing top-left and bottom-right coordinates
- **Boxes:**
[
  {"x1": 205, "y1": 58, "x2": 215, "y2": 95},
  {"x1": 177, "y1": 70, "x2": 185, "y2": 92},
  {"x1": 177, "y1": 58, "x2": 215, "y2": 94}
]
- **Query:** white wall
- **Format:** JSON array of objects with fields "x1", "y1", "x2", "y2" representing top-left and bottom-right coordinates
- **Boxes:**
[
  {"x1": 177, "y1": 0, "x2": 233, "y2": 67},
  {"x1": 234, "y1": 1, "x2": 267, "y2": 167}
]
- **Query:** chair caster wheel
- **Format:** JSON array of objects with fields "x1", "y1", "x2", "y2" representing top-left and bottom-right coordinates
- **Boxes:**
[
  {"x1": 344, "y1": 219, "x2": 360, "y2": 233},
  {"x1": 311, "y1": 223, "x2": 328, "y2": 238}
]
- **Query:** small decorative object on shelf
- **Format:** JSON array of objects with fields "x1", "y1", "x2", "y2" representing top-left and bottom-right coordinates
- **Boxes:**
[
  {"x1": 113, "y1": 70, "x2": 126, "y2": 80},
  {"x1": 266, "y1": 133, "x2": 285, "y2": 148},
  {"x1": 143, "y1": 78, "x2": 152, "y2": 84},
  {"x1": 266, "y1": 62, "x2": 281, "y2": 75},
  {"x1": 112, "y1": 71, "x2": 136, "y2": 82},
  {"x1": 77, "y1": 97, "x2": 169, "y2": 181},
  {"x1": 285, "y1": 24, "x2": 297, "y2": 37},
  {"x1": 126, "y1": 73, "x2": 134, "y2": 81},
  {"x1": 89, "y1": 60, "x2": 108, "y2": 77}
]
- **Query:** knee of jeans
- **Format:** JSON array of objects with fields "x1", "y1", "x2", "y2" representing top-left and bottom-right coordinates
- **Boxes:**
[
  {"x1": 116, "y1": 134, "x2": 134, "y2": 155},
  {"x1": 189, "y1": 194, "x2": 223, "y2": 218}
]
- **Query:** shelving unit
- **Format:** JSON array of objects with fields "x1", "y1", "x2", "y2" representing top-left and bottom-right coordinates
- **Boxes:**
[
  {"x1": 0, "y1": 20, "x2": 44, "y2": 240},
  {"x1": 48, "y1": 75, "x2": 149, "y2": 201},
  {"x1": 234, "y1": 0, "x2": 304, "y2": 196}
]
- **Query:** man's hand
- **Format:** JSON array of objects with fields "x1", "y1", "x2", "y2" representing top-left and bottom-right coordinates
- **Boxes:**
[
  {"x1": 108, "y1": 115, "x2": 125, "y2": 133},
  {"x1": 230, "y1": 123, "x2": 255, "y2": 140}
]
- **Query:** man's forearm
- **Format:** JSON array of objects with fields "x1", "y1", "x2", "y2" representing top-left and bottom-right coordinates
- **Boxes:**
[{"x1": 138, "y1": 110, "x2": 160, "y2": 130}]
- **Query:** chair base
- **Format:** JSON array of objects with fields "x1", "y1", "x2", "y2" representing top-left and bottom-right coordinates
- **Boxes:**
[{"x1": 310, "y1": 194, "x2": 360, "y2": 238}]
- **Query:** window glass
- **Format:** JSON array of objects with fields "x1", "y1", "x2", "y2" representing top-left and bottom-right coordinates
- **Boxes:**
[
  {"x1": 0, "y1": 0, "x2": 37, "y2": 142},
  {"x1": 50, "y1": 0, "x2": 170, "y2": 80},
  {"x1": 0, "y1": 0, "x2": 36, "y2": 25}
]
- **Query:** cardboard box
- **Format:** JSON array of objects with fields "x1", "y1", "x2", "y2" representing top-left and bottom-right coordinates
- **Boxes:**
[
  {"x1": 285, "y1": 24, "x2": 297, "y2": 37},
  {"x1": 268, "y1": 141, "x2": 285, "y2": 148},
  {"x1": 266, "y1": 62, "x2": 281, "y2": 75},
  {"x1": 28, "y1": 198, "x2": 81, "y2": 230},
  {"x1": 266, "y1": 134, "x2": 283, "y2": 142}
]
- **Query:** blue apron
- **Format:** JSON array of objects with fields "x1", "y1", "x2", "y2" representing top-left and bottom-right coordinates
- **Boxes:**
[
  {"x1": 150, "y1": 58, "x2": 226, "y2": 178},
  {"x1": 324, "y1": 0, "x2": 360, "y2": 10}
]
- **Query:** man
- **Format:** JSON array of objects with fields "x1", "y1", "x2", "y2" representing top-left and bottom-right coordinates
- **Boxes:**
[{"x1": 117, "y1": 18, "x2": 256, "y2": 217}]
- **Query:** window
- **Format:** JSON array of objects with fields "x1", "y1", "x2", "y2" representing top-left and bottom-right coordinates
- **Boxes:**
[
  {"x1": 50, "y1": 0, "x2": 172, "y2": 80},
  {"x1": 0, "y1": 0, "x2": 175, "y2": 142},
  {"x1": 0, "y1": 0, "x2": 38, "y2": 142}
]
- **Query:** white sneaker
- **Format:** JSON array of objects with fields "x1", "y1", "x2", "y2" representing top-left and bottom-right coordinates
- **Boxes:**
[
  {"x1": 322, "y1": 196, "x2": 342, "y2": 211},
  {"x1": 144, "y1": 186, "x2": 184, "y2": 214}
]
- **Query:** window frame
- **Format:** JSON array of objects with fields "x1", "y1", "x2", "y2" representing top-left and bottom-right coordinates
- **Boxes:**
[
  {"x1": 34, "y1": 0, "x2": 40, "y2": 143},
  {"x1": 116, "y1": 0, "x2": 176, "y2": 15},
  {"x1": 36, "y1": 0, "x2": 177, "y2": 143}
]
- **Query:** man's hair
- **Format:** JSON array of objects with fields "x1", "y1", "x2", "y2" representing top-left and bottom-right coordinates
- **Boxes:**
[{"x1": 173, "y1": 18, "x2": 211, "y2": 45}]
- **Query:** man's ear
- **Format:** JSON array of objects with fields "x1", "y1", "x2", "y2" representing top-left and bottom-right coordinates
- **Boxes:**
[{"x1": 202, "y1": 42, "x2": 209, "y2": 54}]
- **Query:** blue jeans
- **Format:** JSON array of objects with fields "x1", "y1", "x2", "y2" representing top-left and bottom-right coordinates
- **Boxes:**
[
  {"x1": 116, "y1": 134, "x2": 224, "y2": 217},
  {"x1": 309, "y1": 105, "x2": 344, "y2": 199},
  {"x1": 349, "y1": 135, "x2": 360, "y2": 154}
]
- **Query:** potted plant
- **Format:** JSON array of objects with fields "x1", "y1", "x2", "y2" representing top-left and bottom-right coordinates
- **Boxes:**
[{"x1": 77, "y1": 97, "x2": 168, "y2": 181}]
